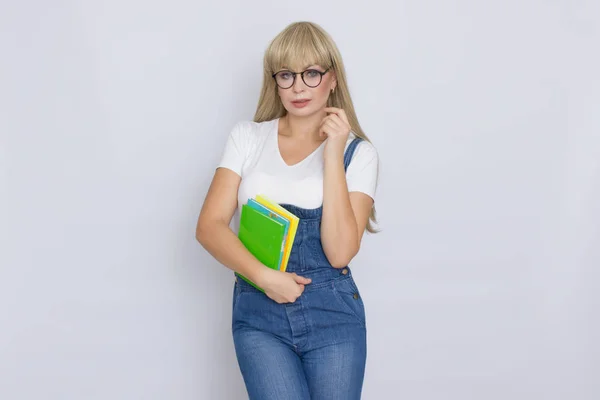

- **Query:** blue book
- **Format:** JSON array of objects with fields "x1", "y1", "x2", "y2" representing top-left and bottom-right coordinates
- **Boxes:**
[{"x1": 247, "y1": 198, "x2": 289, "y2": 270}]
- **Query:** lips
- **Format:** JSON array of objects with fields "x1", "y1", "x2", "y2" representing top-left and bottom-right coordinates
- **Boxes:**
[{"x1": 292, "y1": 99, "x2": 310, "y2": 103}]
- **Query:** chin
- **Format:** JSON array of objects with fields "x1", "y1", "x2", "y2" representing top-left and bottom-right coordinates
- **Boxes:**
[{"x1": 287, "y1": 107, "x2": 311, "y2": 115}]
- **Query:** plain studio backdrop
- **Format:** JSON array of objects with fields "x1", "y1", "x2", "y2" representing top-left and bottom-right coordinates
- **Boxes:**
[{"x1": 1, "y1": 1, "x2": 598, "y2": 399}]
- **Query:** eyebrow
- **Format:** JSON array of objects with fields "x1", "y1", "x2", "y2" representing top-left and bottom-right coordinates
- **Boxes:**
[{"x1": 280, "y1": 65, "x2": 320, "y2": 71}]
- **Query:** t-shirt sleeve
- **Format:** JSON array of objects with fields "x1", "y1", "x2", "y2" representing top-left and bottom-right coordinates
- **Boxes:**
[
  {"x1": 346, "y1": 140, "x2": 379, "y2": 202},
  {"x1": 216, "y1": 121, "x2": 251, "y2": 177}
]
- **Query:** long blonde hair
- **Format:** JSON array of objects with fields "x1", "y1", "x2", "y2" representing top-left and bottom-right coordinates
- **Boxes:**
[{"x1": 253, "y1": 21, "x2": 379, "y2": 233}]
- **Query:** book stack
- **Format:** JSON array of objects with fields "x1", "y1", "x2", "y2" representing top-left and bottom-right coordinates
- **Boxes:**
[{"x1": 236, "y1": 195, "x2": 299, "y2": 292}]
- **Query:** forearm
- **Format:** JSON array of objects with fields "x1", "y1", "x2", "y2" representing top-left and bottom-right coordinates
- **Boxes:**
[
  {"x1": 196, "y1": 221, "x2": 268, "y2": 285},
  {"x1": 321, "y1": 151, "x2": 359, "y2": 268}
]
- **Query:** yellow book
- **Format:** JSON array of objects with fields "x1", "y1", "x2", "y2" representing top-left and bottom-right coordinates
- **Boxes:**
[{"x1": 255, "y1": 195, "x2": 299, "y2": 272}]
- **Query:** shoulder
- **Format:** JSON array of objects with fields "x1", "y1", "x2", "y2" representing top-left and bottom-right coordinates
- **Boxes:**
[
  {"x1": 223, "y1": 119, "x2": 276, "y2": 163},
  {"x1": 347, "y1": 132, "x2": 379, "y2": 162},
  {"x1": 230, "y1": 119, "x2": 275, "y2": 140},
  {"x1": 345, "y1": 132, "x2": 379, "y2": 199}
]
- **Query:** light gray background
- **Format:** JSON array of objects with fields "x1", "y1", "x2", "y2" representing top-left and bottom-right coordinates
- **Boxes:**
[{"x1": 1, "y1": 1, "x2": 598, "y2": 399}]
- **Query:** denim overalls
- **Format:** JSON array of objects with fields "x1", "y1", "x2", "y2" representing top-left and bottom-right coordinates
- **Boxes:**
[{"x1": 232, "y1": 137, "x2": 366, "y2": 400}]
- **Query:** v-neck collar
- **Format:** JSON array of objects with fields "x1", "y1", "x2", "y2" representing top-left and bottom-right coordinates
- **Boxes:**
[{"x1": 274, "y1": 117, "x2": 326, "y2": 168}]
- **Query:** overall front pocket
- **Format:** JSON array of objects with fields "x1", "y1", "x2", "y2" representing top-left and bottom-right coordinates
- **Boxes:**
[{"x1": 331, "y1": 276, "x2": 366, "y2": 327}]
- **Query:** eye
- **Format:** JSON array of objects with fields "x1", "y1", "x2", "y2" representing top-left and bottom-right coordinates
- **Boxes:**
[
  {"x1": 279, "y1": 71, "x2": 292, "y2": 79},
  {"x1": 306, "y1": 69, "x2": 320, "y2": 78}
]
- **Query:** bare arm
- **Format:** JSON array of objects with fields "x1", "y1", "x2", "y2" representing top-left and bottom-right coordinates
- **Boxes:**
[
  {"x1": 318, "y1": 107, "x2": 375, "y2": 268},
  {"x1": 195, "y1": 167, "x2": 269, "y2": 285},
  {"x1": 195, "y1": 167, "x2": 311, "y2": 302},
  {"x1": 320, "y1": 150, "x2": 373, "y2": 268}
]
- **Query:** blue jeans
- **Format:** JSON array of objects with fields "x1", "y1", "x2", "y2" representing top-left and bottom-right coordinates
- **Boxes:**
[
  {"x1": 231, "y1": 136, "x2": 367, "y2": 399},
  {"x1": 232, "y1": 267, "x2": 367, "y2": 400}
]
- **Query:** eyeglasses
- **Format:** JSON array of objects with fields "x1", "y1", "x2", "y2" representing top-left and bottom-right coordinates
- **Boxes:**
[{"x1": 272, "y1": 68, "x2": 330, "y2": 89}]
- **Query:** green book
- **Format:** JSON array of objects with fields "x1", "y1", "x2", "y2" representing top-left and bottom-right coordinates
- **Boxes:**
[{"x1": 235, "y1": 204, "x2": 286, "y2": 292}]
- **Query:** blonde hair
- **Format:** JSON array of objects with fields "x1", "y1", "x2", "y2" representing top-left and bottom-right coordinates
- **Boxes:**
[{"x1": 253, "y1": 21, "x2": 379, "y2": 233}]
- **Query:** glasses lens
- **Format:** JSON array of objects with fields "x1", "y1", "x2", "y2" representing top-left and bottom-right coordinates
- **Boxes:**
[
  {"x1": 302, "y1": 69, "x2": 322, "y2": 87},
  {"x1": 275, "y1": 71, "x2": 294, "y2": 88}
]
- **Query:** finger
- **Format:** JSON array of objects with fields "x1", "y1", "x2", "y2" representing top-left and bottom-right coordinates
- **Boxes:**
[
  {"x1": 327, "y1": 113, "x2": 344, "y2": 128},
  {"x1": 320, "y1": 114, "x2": 336, "y2": 128},
  {"x1": 295, "y1": 274, "x2": 311, "y2": 284},
  {"x1": 292, "y1": 273, "x2": 310, "y2": 283},
  {"x1": 319, "y1": 124, "x2": 332, "y2": 138},
  {"x1": 319, "y1": 116, "x2": 328, "y2": 128},
  {"x1": 319, "y1": 119, "x2": 332, "y2": 137},
  {"x1": 329, "y1": 113, "x2": 349, "y2": 130},
  {"x1": 324, "y1": 107, "x2": 343, "y2": 120},
  {"x1": 322, "y1": 120, "x2": 334, "y2": 130},
  {"x1": 322, "y1": 120, "x2": 340, "y2": 134},
  {"x1": 325, "y1": 107, "x2": 349, "y2": 124}
]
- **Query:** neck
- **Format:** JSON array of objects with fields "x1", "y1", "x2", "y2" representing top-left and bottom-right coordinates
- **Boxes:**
[{"x1": 281, "y1": 111, "x2": 327, "y2": 142}]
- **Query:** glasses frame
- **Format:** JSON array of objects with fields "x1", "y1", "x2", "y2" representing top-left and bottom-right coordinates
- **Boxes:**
[{"x1": 272, "y1": 67, "x2": 331, "y2": 89}]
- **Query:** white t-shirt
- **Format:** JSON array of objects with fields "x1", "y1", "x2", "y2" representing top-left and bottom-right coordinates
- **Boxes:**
[{"x1": 217, "y1": 117, "x2": 379, "y2": 232}]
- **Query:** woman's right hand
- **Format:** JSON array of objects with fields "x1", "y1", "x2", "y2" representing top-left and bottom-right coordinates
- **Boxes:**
[{"x1": 258, "y1": 268, "x2": 312, "y2": 304}]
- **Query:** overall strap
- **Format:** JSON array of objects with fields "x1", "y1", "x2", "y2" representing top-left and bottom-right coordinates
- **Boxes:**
[{"x1": 343, "y1": 137, "x2": 363, "y2": 172}]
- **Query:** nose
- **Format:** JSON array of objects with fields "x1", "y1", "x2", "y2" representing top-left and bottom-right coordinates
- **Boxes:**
[{"x1": 292, "y1": 73, "x2": 305, "y2": 93}]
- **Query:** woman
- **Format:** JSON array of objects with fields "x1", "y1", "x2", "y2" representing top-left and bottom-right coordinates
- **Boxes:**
[{"x1": 196, "y1": 21, "x2": 379, "y2": 400}]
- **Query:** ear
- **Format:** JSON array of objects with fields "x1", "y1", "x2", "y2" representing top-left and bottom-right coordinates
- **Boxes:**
[{"x1": 331, "y1": 72, "x2": 337, "y2": 91}]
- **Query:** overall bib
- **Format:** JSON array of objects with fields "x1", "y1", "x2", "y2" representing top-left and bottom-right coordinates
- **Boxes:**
[{"x1": 232, "y1": 137, "x2": 366, "y2": 400}]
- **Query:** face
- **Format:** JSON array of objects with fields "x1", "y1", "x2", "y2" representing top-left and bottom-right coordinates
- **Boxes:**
[{"x1": 275, "y1": 64, "x2": 336, "y2": 117}]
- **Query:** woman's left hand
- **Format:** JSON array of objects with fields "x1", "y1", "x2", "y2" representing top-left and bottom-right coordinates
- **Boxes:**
[{"x1": 320, "y1": 107, "x2": 351, "y2": 157}]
